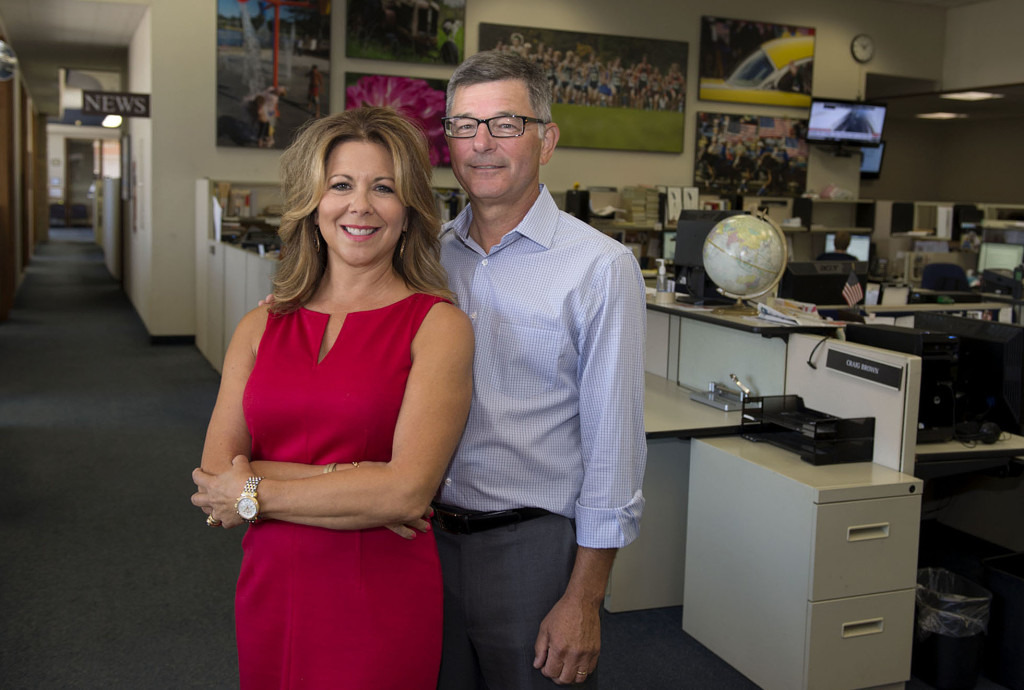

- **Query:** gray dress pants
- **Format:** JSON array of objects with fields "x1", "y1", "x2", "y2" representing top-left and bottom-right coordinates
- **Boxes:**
[{"x1": 434, "y1": 513, "x2": 598, "y2": 689}]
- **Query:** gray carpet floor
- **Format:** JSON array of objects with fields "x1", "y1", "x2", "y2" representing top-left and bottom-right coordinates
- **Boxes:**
[
  {"x1": 0, "y1": 230, "x2": 999, "y2": 689},
  {"x1": 0, "y1": 231, "x2": 242, "y2": 688}
]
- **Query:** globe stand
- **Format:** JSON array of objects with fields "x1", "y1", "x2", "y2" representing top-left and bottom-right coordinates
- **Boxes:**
[{"x1": 713, "y1": 294, "x2": 758, "y2": 316}]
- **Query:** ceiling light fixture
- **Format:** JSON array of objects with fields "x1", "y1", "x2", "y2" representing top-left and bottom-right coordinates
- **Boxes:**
[
  {"x1": 915, "y1": 112, "x2": 968, "y2": 120},
  {"x1": 940, "y1": 91, "x2": 1005, "y2": 102}
]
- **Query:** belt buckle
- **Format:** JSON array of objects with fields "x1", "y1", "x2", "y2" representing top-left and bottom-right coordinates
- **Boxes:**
[{"x1": 433, "y1": 505, "x2": 472, "y2": 535}]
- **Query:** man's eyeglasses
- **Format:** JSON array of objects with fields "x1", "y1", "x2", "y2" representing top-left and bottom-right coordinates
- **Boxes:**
[{"x1": 442, "y1": 115, "x2": 548, "y2": 138}]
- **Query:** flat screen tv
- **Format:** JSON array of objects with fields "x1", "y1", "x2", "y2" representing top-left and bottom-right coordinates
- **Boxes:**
[
  {"x1": 914, "y1": 312, "x2": 1024, "y2": 435},
  {"x1": 860, "y1": 141, "x2": 885, "y2": 179},
  {"x1": 807, "y1": 99, "x2": 886, "y2": 146},
  {"x1": 673, "y1": 209, "x2": 743, "y2": 304}
]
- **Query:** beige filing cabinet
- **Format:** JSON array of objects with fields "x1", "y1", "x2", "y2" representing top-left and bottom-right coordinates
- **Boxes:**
[{"x1": 683, "y1": 437, "x2": 923, "y2": 690}]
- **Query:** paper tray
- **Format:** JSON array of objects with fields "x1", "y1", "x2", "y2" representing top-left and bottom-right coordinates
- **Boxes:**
[{"x1": 740, "y1": 395, "x2": 875, "y2": 465}]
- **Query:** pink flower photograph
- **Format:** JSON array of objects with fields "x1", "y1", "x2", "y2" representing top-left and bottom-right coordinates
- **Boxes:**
[{"x1": 345, "y1": 73, "x2": 451, "y2": 167}]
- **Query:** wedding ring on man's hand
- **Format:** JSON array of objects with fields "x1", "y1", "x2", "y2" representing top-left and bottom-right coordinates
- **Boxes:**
[
  {"x1": 576, "y1": 670, "x2": 588, "y2": 677},
  {"x1": 206, "y1": 515, "x2": 222, "y2": 527}
]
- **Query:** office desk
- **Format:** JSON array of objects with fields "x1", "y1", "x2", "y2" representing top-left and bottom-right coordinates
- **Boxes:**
[
  {"x1": 819, "y1": 301, "x2": 1008, "y2": 314},
  {"x1": 621, "y1": 308, "x2": 851, "y2": 613},
  {"x1": 915, "y1": 433, "x2": 1024, "y2": 480},
  {"x1": 911, "y1": 288, "x2": 984, "y2": 303},
  {"x1": 981, "y1": 291, "x2": 1024, "y2": 323},
  {"x1": 605, "y1": 374, "x2": 742, "y2": 613},
  {"x1": 643, "y1": 372, "x2": 742, "y2": 438},
  {"x1": 645, "y1": 299, "x2": 838, "y2": 402},
  {"x1": 648, "y1": 299, "x2": 839, "y2": 336}
]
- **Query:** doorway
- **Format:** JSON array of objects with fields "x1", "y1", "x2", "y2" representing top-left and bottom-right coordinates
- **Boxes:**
[{"x1": 65, "y1": 139, "x2": 95, "y2": 232}]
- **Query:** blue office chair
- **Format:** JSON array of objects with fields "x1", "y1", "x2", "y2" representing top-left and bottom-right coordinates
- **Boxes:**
[{"x1": 921, "y1": 263, "x2": 970, "y2": 291}]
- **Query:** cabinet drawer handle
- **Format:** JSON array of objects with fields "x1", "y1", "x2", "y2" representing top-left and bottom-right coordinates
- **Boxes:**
[
  {"x1": 847, "y1": 522, "x2": 890, "y2": 542},
  {"x1": 842, "y1": 617, "x2": 885, "y2": 638}
]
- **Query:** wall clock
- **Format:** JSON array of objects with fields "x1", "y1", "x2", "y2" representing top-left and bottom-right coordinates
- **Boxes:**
[{"x1": 851, "y1": 34, "x2": 875, "y2": 64}]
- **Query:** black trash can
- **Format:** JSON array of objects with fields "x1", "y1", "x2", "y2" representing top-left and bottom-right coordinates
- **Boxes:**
[
  {"x1": 912, "y1": 567, "x2": 992, "y2": 690},
  {"x1": 983, "y1": 552, "x2": 1024, "y2": 690}
]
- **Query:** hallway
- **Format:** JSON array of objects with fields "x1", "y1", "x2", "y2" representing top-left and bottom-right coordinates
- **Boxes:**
[{"x1": 0, "y1": 231, "x2": 242, "y2": 687}]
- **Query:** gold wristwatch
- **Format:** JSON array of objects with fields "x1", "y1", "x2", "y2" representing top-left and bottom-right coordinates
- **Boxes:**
[{"x1": 235, "y1": 476, "x2": 264, "y2": 523}]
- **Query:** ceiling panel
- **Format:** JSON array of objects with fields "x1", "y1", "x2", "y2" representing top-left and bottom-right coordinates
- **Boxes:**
[{"x1": 0, "y1": 0, "x2": 147, "y2": 115}]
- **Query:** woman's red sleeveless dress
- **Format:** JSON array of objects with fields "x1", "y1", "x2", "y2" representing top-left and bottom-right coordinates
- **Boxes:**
[{"x1": 236, "y1": 294, "x2": 445, "y2": 689}]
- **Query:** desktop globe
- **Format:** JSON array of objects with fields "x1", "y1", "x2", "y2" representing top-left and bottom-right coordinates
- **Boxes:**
[{"x1": 702, "y1": 213, "x2": 788, "y2": 315}]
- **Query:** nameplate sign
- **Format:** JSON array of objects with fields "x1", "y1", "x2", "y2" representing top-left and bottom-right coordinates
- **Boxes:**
[
  {"x1": 82, "y1": 91, "x2": 150, "y2": 117},
  {"x1": 825, "y1": 349, "x2": 903, "y2": 390}
]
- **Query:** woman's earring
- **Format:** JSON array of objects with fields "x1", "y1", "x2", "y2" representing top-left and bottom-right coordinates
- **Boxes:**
[
  {"x1": 314, "y1": 226, "x2": 321, "y2": 253},
  {"x1": 399, "y1": 232, "x2": 407, "y2": 262}
]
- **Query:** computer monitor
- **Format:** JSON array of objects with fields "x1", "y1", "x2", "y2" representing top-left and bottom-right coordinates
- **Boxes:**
[
  {"x1": 914, "y1": 312, "x2": 1024, "y2": 434},
  {"x1": 673, "y1": 209, "x2": 743, "y2": 303},
  {"x1": 777, "y1": 261, "x2": 869, "y2": 304},
  {"x1": 977, "y1": 242, "x2": 1024, "y2": 272},
  {"x1": 824, "y1": 232, "x2": 871, "y2": 262},
  {"x1": 859, "y1": 141, "x2": 885, "y2": 179}
]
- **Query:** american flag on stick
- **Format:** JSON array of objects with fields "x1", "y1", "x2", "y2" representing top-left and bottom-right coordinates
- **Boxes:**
[{"x1": 842, "y1": 270, "x2": 864, "y2": 306}]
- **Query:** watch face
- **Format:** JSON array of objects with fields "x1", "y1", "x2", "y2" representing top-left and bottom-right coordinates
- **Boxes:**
[{"x1": 237, "y1": 496, "x2": 258, "y2": 520}]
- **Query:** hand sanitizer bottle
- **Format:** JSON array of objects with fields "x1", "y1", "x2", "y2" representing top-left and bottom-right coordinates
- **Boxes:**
[{"x1": 655, "y1": 259, "x2": 674, "y2": 303}]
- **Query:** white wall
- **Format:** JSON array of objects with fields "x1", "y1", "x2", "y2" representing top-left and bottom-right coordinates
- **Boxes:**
[
  {"x1": 943, "y1": 0, "x2": 1024, "y2": 90},
  {"x1": 132, "y1": 0, "x2": 1024, "y2": 337},
  {"x1": 126, "y1": 6, "x2": 152, "y2": 329},
  {"x1": 441, "y1": 0, "x2": 947, "y2": 195}
]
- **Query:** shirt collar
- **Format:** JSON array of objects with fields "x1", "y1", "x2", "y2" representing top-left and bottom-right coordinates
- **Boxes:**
[{"x1": 443, "y1": 184, "x2": 560, "y2": 252}]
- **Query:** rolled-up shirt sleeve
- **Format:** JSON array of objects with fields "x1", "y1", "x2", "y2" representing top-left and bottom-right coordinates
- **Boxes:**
[{"x1": 574, "y1": 251, "x2": 648, "y2": 549}]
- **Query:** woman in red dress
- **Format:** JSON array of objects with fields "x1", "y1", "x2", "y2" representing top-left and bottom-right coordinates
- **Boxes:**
[{"x1": 192, "y1": 107, "x2": 473, "y2": 689}]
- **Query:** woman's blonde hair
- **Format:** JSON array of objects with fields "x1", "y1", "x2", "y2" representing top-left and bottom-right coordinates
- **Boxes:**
[{"x1": 271, "y1": 107, "x2": 453, "y2": 312}]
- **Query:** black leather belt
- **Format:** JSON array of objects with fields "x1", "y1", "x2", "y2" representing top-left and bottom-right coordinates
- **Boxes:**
[{"x1": 431, "y1": 502, "x2": 550, "y2": 535}]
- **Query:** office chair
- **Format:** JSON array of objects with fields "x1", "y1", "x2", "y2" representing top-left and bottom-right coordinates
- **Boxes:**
[{"x1": 921, "y1": 263, "x2": 970, "y2": 291}]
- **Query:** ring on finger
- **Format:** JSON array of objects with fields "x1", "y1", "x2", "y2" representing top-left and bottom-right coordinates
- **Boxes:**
[{"x1": 206, "y1": 514, "x2": 222, "y2": 527}]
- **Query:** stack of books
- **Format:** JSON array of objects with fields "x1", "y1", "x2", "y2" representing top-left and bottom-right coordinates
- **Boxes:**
[{"x1": 620, "y1": 186, "x2": 661, "y2": 225}]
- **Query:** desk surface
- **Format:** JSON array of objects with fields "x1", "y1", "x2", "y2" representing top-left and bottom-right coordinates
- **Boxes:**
[
  {"x1": 916, "y1": 433, "x2": 1024, "y2": 461},
  {"x1": 644, "y1": 373, "x2": 742, "y2": 438},
  {"x1": 696, "y1": 436, "x2": 922, "y2": 502},
  {"x1": 647, "y1": 298, "x2": 838, "y2": 335},
  {"x1": 914, "y1": 433, "x2": 1024, "y2": 479},
  {"x1": 818, "y1": 301, "x2": 1008, "y2": 314}
]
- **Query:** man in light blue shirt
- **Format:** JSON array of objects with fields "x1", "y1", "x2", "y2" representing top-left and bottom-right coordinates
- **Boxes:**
[{"x1": 433, "y1": 50, "x2": 647, "y2": 689}]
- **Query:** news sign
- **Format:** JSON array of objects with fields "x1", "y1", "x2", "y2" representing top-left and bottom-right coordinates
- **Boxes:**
[{"x1": 82, "y1": 91, "x2": 150, "y2": 117}]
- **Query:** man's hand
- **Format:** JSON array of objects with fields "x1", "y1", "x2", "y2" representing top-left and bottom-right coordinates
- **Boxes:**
[
  {"x1": 532, "y1": 546, "x2": 616, "y2": 684},
  {"x1": 258, "y1": 294, "x2": 276, "y2": 307},
  {"x1": 532, "y1": 593, "x2": 600, "y2": 685},
  {"x1": 385, "y1": 507, "x2": 433, "y2": 540}
]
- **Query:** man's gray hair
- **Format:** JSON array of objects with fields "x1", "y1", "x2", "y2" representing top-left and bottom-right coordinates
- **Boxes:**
[{"x1": 446, "y1": 50, "x2": 553, "y2": 124}]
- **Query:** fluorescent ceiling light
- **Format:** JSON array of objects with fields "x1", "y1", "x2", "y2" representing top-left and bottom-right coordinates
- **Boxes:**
[
  {"x1": 915, "y1": 112, "x2": 968, "y2": 120},
  {"x1": 940, "y1": 91, "x2": 1004, "y2": 101},
  {"x1": 101, "y1": 114, "x2": 123, "y2": 128}
]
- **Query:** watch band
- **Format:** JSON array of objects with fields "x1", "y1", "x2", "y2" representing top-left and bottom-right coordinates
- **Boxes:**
[
  {"x1": 236, "y1": 475, "x2": 264, "y2": 523},
  {"x1": 243, "y1": 475, "x2": 263, "y2": 496}
]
